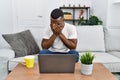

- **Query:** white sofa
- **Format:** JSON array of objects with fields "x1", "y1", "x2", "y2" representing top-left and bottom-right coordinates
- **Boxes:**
[
  {"x1": 76, "y1": 26, "x2": 120, "y2": 72},
  {"x1": 0, "y1": 25, "x2": 120, "y2": 79}
]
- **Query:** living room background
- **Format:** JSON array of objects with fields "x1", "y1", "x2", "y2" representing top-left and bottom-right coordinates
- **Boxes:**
[
  {"x1": 0, "y1": 0, "x2": 120, "y2": 48},
  {"x1": 1, "y1": 0, "x2": 120, "y2": 80}
]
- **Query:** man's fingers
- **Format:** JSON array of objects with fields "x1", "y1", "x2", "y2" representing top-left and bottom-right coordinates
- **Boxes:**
[
  {"x1": 53, "y1": 24, "x2": 55, "y2": 26},
  {"x1": 53, "y1": 24, "x2": 57, "y2": 30}
]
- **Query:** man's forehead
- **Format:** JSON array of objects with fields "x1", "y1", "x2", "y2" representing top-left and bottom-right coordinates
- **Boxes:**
[{"x1": 51, "y1": 17, "x2": 62, "y2": 21}]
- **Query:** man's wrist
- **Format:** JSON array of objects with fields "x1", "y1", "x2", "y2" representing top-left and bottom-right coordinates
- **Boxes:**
[
  {"x1": 58, "y1": 33, "x2": 62, "y2": 37},
  {"x1": 53, "y1": 33, "x2": 57, "y2": 37}
]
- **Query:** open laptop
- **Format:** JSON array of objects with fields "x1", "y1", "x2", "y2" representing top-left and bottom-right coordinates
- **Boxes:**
[{"x1": 38, "y1": 54, "x2": 76, "y2": 73}]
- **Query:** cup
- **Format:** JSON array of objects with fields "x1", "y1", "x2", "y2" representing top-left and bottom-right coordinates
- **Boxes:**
[{"x1": 24, "y1": 55, "x2": 35, "y2": 68}]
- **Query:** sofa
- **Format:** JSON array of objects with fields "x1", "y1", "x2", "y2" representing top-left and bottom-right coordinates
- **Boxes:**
[
  {"x1": 0, "y1": 25, "x2": 120, "y2": 79},
  {"x1": 76, "y1": 25, "x2": 120, "y2": 72}
]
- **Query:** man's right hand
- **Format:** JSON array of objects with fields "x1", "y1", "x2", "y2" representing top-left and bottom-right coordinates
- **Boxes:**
[
  {"x1": 50, "y1": 24, "x2": 62, "y2": 36},
  {"x1": 50, "y1": 23, "x2": 57, "y2": 35}
]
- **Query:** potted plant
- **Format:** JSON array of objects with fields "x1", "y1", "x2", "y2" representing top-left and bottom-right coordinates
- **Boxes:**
[
  {"x1": 78, "y1": 15, "x2": 103, "y2": 25},
  {"x1": 80, "y1": 51, "x2": 95, "y2": 75},
  {"x1": 63, "y1": 12, "x2": 72, "y2": 20}
]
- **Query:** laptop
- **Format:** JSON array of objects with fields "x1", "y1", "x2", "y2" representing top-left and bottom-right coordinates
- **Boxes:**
[{"x1": 38, "y1": 54, "x2": 76, "y2": 73}]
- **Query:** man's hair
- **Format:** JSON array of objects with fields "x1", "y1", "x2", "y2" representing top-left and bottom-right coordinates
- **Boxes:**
[{"x1": 50, "y1": 8, "x2": 63, "y2": 19}]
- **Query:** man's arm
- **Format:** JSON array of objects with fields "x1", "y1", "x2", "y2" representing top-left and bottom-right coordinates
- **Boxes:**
[
  {"x1": 59, "y1": 33, "x2": 77, "y2": 49},
  {"x1": 41, "y1": 23, "x2": 59, "y2": 49},
  {"x1": 41, "y1": 34, "x2": 56, "y2": 49}
]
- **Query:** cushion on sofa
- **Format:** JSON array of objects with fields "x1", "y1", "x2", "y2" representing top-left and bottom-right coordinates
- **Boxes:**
[
  {"x1": 76, "y1": 25, "x2": 105, "y2": 52},
  {"x1": 92, "y1": 52, "x2": 120, "y2": 72},
  {"x1": 107, "y1": 51, "x2": 120, "y2": 58},
  {"x1": 24, "y1": 27, "x2": 45, "y2": 50},
  {"x1": 105, "y1": 28, "x2": 120, "y2": 51},
  {"x1": 0, "y1": 33, "x2": 10, "y2": 48},
  {"x1": 92, "y1": 52, "x2": 120, "y2": 63},
  {"x1": 2, "y1": 30, "x2": 40, "y2": 57}
]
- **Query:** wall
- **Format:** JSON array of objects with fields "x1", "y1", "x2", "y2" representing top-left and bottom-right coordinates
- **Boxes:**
[
  {"x1": 92, "y1": 0, "x2": 120, "y2": 28},
  {"x1": 12, "y1": 0, "x2": 92, "y2": 31},
  {"x1": 1, "y1": 0, "x2": 120, "y2": 33},
  {"x1": 91, "y1": 0, "x2": 108, "y2": 26},
  {"x1": 107, "y1": 0, "x2": 120, "y2": 28},
  {"x1": 0, "y1": 0, "x2": 13, "y2": 33},
  {"x1": 0, "y1": 0, "x2": 13, "y2": 48}
]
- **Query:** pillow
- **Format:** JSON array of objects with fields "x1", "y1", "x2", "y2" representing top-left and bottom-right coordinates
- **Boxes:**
[
  {"x1": 105, "y1": 28, "x2": 120, "y2": 51},
  {"x1": 0, "y1": 33, "x2": 10, "y2": 48},
  {"x1": 2, "y1": 30, "x2": 40, "y2": 57},
  {"x1": 76, "y1": 25, "x2": 105, "y2": 52}
]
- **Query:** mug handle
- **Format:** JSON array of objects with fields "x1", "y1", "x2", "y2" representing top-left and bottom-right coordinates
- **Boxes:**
[{"x1": 20, "y1": 59, "x2": 26, "y2": 65}]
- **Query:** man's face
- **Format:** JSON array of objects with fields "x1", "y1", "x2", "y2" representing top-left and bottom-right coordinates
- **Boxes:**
[{"x1": 51, "y1": 17, "x2": 64, "y2": 29}]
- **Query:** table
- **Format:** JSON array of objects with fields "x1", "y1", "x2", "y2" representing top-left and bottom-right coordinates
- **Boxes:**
[{"x1": 5, "y1": 63, "x2": 117, "y2": 80}]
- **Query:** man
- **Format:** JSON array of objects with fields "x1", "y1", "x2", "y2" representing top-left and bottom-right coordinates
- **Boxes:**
[{"x1": 40, "y1": 8, "x2": 79, "y2": 62}]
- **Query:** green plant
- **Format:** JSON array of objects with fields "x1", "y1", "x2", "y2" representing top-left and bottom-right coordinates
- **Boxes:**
[
  {"x1": 78, "y1": 15, "x2": 103, "y2": 25},
  {"x1": 63, "y1": 12, "x2": 72, "y2": 15},
  {"x1": 88, "y1": 16, "x2": 102, "y2": 25},
  {"x1": 80, "y1": 51, "x2": 95, "y2": 64}
]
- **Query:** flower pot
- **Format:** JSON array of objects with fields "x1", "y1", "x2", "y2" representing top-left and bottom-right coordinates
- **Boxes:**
[
  {"x1": 81, "y1": 63, "x2": 93, "y2": 75},
  {"x1": 64, "y1": 14, "x2": 72, "y2": 20}
]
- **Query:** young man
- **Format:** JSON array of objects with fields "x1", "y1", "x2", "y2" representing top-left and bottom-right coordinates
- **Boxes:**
[{"x1": 40, "y1": 8, "x2": 79, "y2": 62}]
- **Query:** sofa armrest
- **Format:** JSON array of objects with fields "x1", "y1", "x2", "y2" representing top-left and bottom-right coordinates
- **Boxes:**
[{"x1": 0, "y1": 48, "x2": 15, "y2": 59}]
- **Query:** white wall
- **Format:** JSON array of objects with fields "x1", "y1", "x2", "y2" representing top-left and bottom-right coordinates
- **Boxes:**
[
  {"x1": 92, "y1": 0, "x2": 120, "y2": 28},
  {"x1": 1, "y1": 0, "x2": 120, "y2": 33},
  {"x1": 0, "y1": 0, "x2": 13, "y2": 33},
  {"x1": 91, "y1": 0, "x2": 108, "y2": 26},
  {"x1": 0, "y1": 0, "x2": 13, "y2": 48},
  {"x1": 107, "y1": 0, "x2": 120, "y2": 28},
  {"x1": 12, "y1": 0, "x2": 92, "y2": 31}
]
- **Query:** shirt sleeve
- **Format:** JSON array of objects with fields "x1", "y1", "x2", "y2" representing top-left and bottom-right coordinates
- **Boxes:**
[
  {"x1": 68, "y1": 25, "x2": 77, "y2": 39},
  {"x1": 43, "y1": 27, "x2": 52, "y2": 39}
]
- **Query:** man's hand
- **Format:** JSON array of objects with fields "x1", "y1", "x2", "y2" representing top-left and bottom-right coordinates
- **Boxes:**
[
  {"x1": 50, "y1": 23, "x2": 62, "y2": 35},
  {"x1": 50, "y1": 24, "x2": 57, "y2": 35}
]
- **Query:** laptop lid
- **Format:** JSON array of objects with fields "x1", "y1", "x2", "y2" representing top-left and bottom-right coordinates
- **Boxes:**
[{"x1": 38, "y1": 54, "x2": 76, "y2": 73}]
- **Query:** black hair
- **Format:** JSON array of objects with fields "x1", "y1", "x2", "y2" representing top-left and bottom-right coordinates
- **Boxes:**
[{"x1": 50, "y1": 8, "x2": 63, "y2": 19}]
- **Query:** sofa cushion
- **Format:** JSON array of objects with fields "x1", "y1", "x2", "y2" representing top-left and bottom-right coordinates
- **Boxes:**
[
  {"x1": 2, "y1": 30, "x2": 40, "y2": 57},
  {"x1": 24, "y1": 27, "x2": 45, "y2": 50},
  {"x1": 76, "y1": 25, "x2": 105, "y2": 52},
  {"x1": 107, "y1": 51, "x2": 120, "y2": 58},
  {"x1": 92, "y1": 52, "x2": 120, "y2": 63},
  {"x1": 92, "y1": 52, "x2": 120, "y2": 72},
  {"x1": 0, "y1": 34, "x2": 10, "y2": 48},
  {"x1": 105, "y1": 28, "x2": 120, "y2": 51}
]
